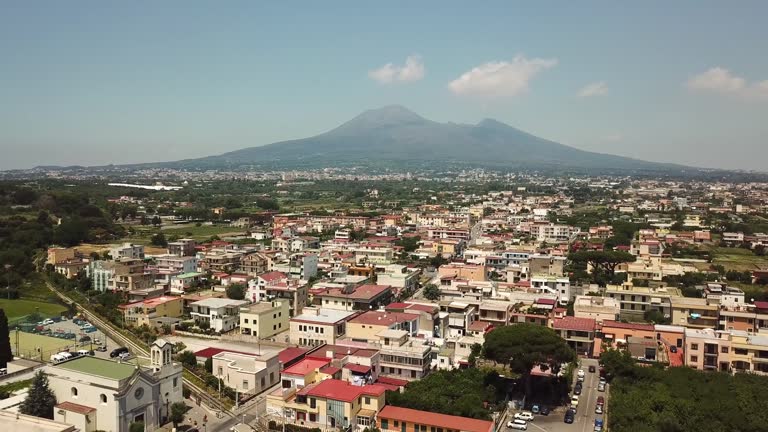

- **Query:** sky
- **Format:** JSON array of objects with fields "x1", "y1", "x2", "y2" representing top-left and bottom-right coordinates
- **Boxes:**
[{"x1": 1, "y1": 1, "x2": 767, "y2": 171}]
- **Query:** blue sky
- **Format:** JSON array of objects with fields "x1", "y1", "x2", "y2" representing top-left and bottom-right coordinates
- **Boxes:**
[{"x1": 1, "y1": 1, "x2": 767, "y2": 170}]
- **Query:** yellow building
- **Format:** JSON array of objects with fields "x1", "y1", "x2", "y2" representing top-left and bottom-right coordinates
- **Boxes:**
[
  {"x1": 266, "y1": 379, "x2": 386, "y2": 430},
  {"x1": 47, "y1": 247, "x2": 76, "y2": 265},
  {"x1": 120, "y1": 296, "x2": 183, "y2": 328},
  {"x1": 239, "y1": 299, "x2": 290, "y2": 339},
  {"x1": 346, "y1": 311, "x2": 420, "y2": 342}
]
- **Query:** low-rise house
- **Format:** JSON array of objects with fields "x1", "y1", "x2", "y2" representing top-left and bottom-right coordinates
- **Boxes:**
[
  {"x1": 169, "y1": 272, "x2": 203, "y2": 294},
  {"x1": 110, "y1": 243, "x2": 145, "y2": 260},
  {"x1": 167, "y1": 238, "x2": 196, "y2": 257},
  {"x1": 239, "y1": 299, "x2": 290, "y2": 339},
  {"x1": 376, "y1": 330, "x2": 432, "y2": 380},
  {"x1": 604, "y1": 282, "x2": 682, "y2": 321},
  {"x1": 375, "y1": 265, "x2": 420, "y2": 293},
  {"x1": 378, "y1": 406, "x2": 494, "y2": 432},
  {"x1": 266, "y1": 379, "x2": 387, "y2": 431},
  {"x1": 120, "y1": 296, "x2": 183, "y2": 328},
  {"x1": 314, "y1": 284, "x2": 394, "y2": 311},
  {"x1": 47, "y1": 247, "x2": 77, "y2": 265},
  {"x1": 346, "y1": 311, "x2": 420, "y2": 342},
  {"x1": 213, "y1": 350, "x2": 280, "y2": 395},
  {"x1": 189, "y1": 298, "x2": 249, "y2": 332},
  {"x1": 54, "y1": 260, "x2": 88, "y2": 279},
  {"x1": 669, "y1": 297, "x2": 719, "y2": 329},
  {"x1": 553, "y1": 316, "x2": 597, "y2": 356},
  {"x1": 290, "y1": 308, "x2": 359, "y2": 346},
  {"x1": 573, "y1": 295, "x2": 620, "y2": 323}
]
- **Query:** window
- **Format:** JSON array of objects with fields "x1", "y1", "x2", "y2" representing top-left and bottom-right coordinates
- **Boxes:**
[
  {"x1": 173, "y1": 377, "x2": 178, "y2": 387},
  {"x1": 261, "y1": 377, "x2": 266, "y2": 387},
  {"x1": 365, "y1": 396, "x2": 371, "y2": 404},
  {"x1": 382, "y1": 420, "x2": 389, "y2": 430},
  {"x1": 394, "y1": 421, "x2": 399, "y2": 427},
  {"x1": 243, "y1": 380, "x2": 249, "y2": 389},
  {"x1": 270, "y1": 372, "x2": 275, "y2": 383},
  {"x1": 690, "y1": 355, "x2": 698, "y2": 363},
  {"x1": 71, "y1": 387, "x2": 78, "y2": 397},
  {"x1": 310, "y1": 414, "x2": 317, "y2": 422},
  {"x1": 134, "y1": 387, "x2": 144, "y2": 400},
  {"x1": 100, "y1": 394, "x2": 107, "y2": 404},
  {"x1": 218, "y1": 367, "x2": 223, "y2": 376},
  {"x1": 691, "y1": 344, "x2": 699, "y2": 350},
  {"x1": 244, "y1": 319, "x2": 249, "y2": 324},
  {"x1": 309, "y1": 398, "x2": 316, "y2": 409},
  {"x1": 722, "y1": 346, "x2": 729, "y2": 353}
]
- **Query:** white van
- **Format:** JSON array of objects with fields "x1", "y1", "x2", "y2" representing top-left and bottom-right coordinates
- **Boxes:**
[
  {"x1": 50, "y1": 354, "x2": 65, "y2": 364},
  {"x1": 508, "y1": 419, "x2": 527, "y2": 430},
  {"x1": 77, "y1": 350, "x2": 90, "y2": 357}
]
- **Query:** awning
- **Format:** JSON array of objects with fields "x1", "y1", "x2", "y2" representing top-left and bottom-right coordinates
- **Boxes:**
[{"x1": 358, "y1": 409, "x2": 376, "y2": 419}]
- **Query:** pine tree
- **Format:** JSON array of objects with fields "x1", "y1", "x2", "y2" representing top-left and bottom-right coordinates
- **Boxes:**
[
  {"x1": 20, "y1": 371, "x2": 57, "y2": 419},
  {"x1": 0, "y1": 309, "x2": 12, "y2": 368}
]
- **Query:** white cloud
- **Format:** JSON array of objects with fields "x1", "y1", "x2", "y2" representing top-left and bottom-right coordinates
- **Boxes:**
[
  {"x1": 448, "y1": 55, "x2": 557, "y2": 97},
  {"x1": 686, "y1": 67, "x2": 768, "y2": 100},
  {"x1": 368, "y1": 55, "x2": 425, "y2": 84},
  {"x1": 578, "y1": 81, "x2": 608, "y2": 97}
]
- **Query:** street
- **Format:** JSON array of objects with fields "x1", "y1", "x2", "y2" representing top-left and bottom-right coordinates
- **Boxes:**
[{"x1": 506, "y1": 358, "x2": 606, "y2": 432}]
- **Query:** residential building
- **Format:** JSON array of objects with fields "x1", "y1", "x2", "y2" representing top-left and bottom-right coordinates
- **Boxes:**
[
  {"x1": 112, "y1": 258, "x2": 154, "y2": 292},
  {"x1": 573, "y1": 295, "x2": 619, "y2": 323},
  {"x1": 88, "y1": 260, "x2": 115, "y2": 292},
  {"x1": 528, "y1": 254, "x2": 566, "y2": 276},
  {"x1": 444, "y1": 301, "x2": 476, "y2": 337},
  {"x1": 167, "y1": 238, "x2": 196, "y2": 257},
  {"x1": 314, "y1": 284, "x2": 394, "y2": 311},
  {"x1": 684, "y1": 328, "x2": 731, "y2": 372},
  {"x1": 47, "y1": 247, "x2": 76, "y2": 265},
  {"x1": 346, "y1": 311, "x2": 420, "y2": 342},
  {"x1": 604, "y1": 282, "x2": 682, "y2": 321},
  {"x1": 290, "y1": 308, "x2": 358, "y2": 346},
  {"x1": 120, "y1": 296, "x2": 183, "y2": 328},
  {"x1": 669, "y1": 297, "x2": 719, "y2": 329},
  {"x1": 0, "y1": 411, "x2": 75, "y2": 432},
  {"x1": 375, "y1": 265, "x2": 420, "y2": 294},
  {"x1": 169, "y1": 272, "x2": 203, "y2": 294},
  {"x1": 288, "y1": 253, "x2": 319, "y2": 280},
  {"x1": 530, "y1": 276, "x2": 571, "y2": 305},
  {"x1": 110, "y1": 243, "x2": 145, "y2": 260},
  {"x1": 718, "y1": 301, "x2": 768, "y2": 333},
  {"x1": 262, "y1": 280, "x2": 309, "y2": 317},
  {"x1": 155, "y1": 255, "x2": 197, "y2": 274},
  {"x1": 242, "y1": 252, "x2": 274, "y2": 276},
  {"x1": 702, "y1": 283, "x2": 745, "y2": 307},
  {"x1": 437, "y1": 263, "x2": 488, "y2": 282},
  {"x1": 553, "y1": 316, "x2": 597, "y2": 356},
  {"x1": 600, "y1": 321, "x2": 655, "y2": 345},
  {"x1": 47, "y1": 340, "x2": 182, "y2": 432},
  {"x1": 213, "y1": 350, "x2": 280, "y2": 395},
  {"x1": 376, "y1": 330, "x2": 432, "y2": 380},
  {"x1": 189, "y1": 298, "x2": 249, "y2": 332},
  {"x1": 279, "y1": 356, "x2": 336, "y2": 389},
  {"x1": 378, "y1": 406, "x2": 493, "y2": 432},
  {"x1": 530, "y1": 222, "x2": 579, "y2": 243},
  {"x1": 54, "y1": 260, "x2": 88, "y2": 279},
  {"x1": 477, "y1": 300, "x2": 512, "y2": 326},
  {"x1": 266, "y1": 379, "x2": 387, "y2": 431},
  {"x1": 239, "y1": 299, "x2": 290, "y2": 339}
]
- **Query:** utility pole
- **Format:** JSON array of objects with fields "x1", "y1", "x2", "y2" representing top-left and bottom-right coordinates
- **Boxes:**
[{"x1": 4, "y1": 264, "x2": 12, "y2": 300}]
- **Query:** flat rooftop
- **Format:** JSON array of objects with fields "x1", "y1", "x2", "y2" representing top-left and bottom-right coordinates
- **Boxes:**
[{"x1": 55, "y1": 356, "x2": 136, "y2": 381}]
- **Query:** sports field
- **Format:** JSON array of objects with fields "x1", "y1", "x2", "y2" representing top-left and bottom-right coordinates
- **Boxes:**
[
  {"x1": 11, "y1": 330, "x2": 77, "y2": 360},
  {"x1": 0, "y1": 299, "x2": 67, "y2": 321}
]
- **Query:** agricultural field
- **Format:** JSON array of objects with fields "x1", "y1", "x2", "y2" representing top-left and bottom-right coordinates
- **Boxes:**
[{"x1": 710, "y1": 247, "x2": 768, "y2": 271}]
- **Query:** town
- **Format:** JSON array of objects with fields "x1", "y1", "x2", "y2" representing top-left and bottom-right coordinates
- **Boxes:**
[{"x1": 0, "y1": 172, "x2": 766, "y2": 432}]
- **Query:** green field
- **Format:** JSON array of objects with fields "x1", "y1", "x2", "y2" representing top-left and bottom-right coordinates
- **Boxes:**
[
  {"x1": 11, "y1": 330, "x2": 77, "y2": 360},
  {"x1": 711, "y1": 247, "x2": 768, "y2": 271},
  {"x1": 0, "y1": 299, "x2": 67, "y2": 321},
  {"x1": 121, "y1": 223, "x2": 246, "y2": 242}
]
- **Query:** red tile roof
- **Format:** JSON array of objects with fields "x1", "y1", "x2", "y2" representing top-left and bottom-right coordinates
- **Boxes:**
[
  {"x1": 306, "y1": 379, "x2": 387, "y2": 402},
  {"x1": 319, "y1": 365, "x2": 341, "y2": 375},
  {"x1": 56, "y1": 402, "x2": 96, "y2": 415},
  {"x1": 194, "y1": 347, "x2": 252, "y2": 358},
  {"x1": 278, "y1": 347, "x2": 309, "y2": 365},
  {"x1": 375, "y1": 376, "x2": 409, "y2": 387},
  {"x1": 754, "y1": 301, "x2": 768, "y2": 310},
  {"x1": 282, "y1": 357, "x2": 331, "y2": 376},
  {"x1": 553, "y1": 316, "x2": 596, "y2": 332},
  {"x1": 378, "y1": 406, "x2": 493, "y2": 432},
  {"x1": 536, "y1": 298, "x2": 557, "y2": 305},
  {"x1": 260, "y1": 271, "x2": 288, "y2": 282},
  {"x1": 343, "y1": 363, "x2": 372, "y2": 374}
]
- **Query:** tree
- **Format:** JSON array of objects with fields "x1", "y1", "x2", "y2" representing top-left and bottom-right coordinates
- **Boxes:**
[
  {"x1": 0, "y1": 310, "x2": 12, "y2": 368},
  {"x1": 226, "y1": 283, "x2": 246, "y2": 300},
  {"x1": 643, "y1": 309, "x2": 670, "y2": 324},
  {"x1": 204, "y1": 356, "x2": 213, "y2": 373},
  {"x1": 151, "y1": 215, "x2": 161, "y2": 227},
  {"x1": 422, "y1": 284, "x2": 440, "y2": 301},
  {"x1": 568, "y1": 250, "x2": 636, "y2": 285},
  {"x1": 129, "y1": 422, "x2": 145, "y2": 432},
  {"x1": 177, "y1": 350, "x2": 197, "y2": 367},
  {"x1": 150, "y1": 232, "x2": 168, "y2": 247},
  {"x1": 598, "y1": 349, "x2": 636, "y2": 381},
  {"x1": 170, "y1": 402, "x2": 187, "y2": 428},
  {"x1": 483, "y1": 324, "x2": 576, "y2": 399},
  {"x1": 468, "y1": 343, "x2": 482, "y2": 367},
  {"x1": 20, "y1": 371, "x2": 57, "y2": 419}
]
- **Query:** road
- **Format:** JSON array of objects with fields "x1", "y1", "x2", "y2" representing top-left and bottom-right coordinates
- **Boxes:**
[{"x1": 508, "y1": 358, "x2": 606, "y2": 432}]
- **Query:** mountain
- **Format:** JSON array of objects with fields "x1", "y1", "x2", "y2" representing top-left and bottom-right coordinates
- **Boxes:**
[{"x1": 155, "y1": 105, "x2": 681, "y2": 171}]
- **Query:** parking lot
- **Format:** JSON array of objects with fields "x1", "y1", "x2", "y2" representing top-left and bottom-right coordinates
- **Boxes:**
[
  {"x1": 505, "y1": 358, "x2": 607, "y2": 432},
  {"x1": 18, "y1": 316, "x2": 122, "y2": 362}
]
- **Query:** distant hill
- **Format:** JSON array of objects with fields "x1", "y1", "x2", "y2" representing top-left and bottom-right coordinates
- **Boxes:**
[{"x1": 160, "y1": 105, "x2": 678, "y2": 172}]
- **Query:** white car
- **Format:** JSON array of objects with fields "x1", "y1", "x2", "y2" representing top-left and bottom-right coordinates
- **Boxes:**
[
  {"x1": 514, "y1": 411, "x2": 534, "y2": 421},
  {"x1": 507, "y1": 419, "x2": 527, "y2": 430},
  {"x1": 118, "y1": 352, "x2": 132, "y2": 360},
  {"x1": 42, "y1": 319, "x2": 54, "y2": 325},
  {"x1": 577, "y1": 369, "x2": 585, "y2": 377},
  {"x1": 571, "y1": 395, "x2": 580, "y2": 407}
]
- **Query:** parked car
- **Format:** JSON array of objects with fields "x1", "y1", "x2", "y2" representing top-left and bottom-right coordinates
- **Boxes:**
[
  {"x1": 96, "y1": 345, "x2": 107, "y2": 352},
  {"x1": 118, "y1": 351, "x2": 132, "y2": 360},
  {"x1": 539, "y1": 406, "x2": 550, "y2": 416},
  {"x1": 514, "y1": 411, "x2": 534, "y2": 421},
  {"x1": 599, "y1": 376, "x2": 607, "y2": 385},
  {"x1": 597, "y1": 396, "x2": 605, "y2": 406},
  {"x1": 571, "y1": 395, "x2": 580, "y2": 408},
  {"x1": 594, "y1": 419, "x2": 604, "y2": 431},
  {"x1": 564, "y1": 409, "x2": 576, "y2": 424},
  {"x1": 42, "y1": 319, "x2": 54, "y2": 325},
  {"x1": 0, "y1": 368, "x2": 7, "y2": 376},
  {"x1": 508, "y1": 419, "x2": 527, "y2": 430},
  {"x1": 595, "y1": 404, "x2": 603, "y2": 414},
  {"x1": 110, "y1": 347, "x2": 129, "y2": 358},
  {"x1": 588, "y1": 365, "x2": 596, "y2": 373},
  {"x1": 531, "y1": 405, "x2": 540, "y2": 414},
  {"x1": 79, "y1": 336, "x2": 91, "y2": 343},
  {"x1": 598, "y1": 382, "x2": 606, "y2": 392}
]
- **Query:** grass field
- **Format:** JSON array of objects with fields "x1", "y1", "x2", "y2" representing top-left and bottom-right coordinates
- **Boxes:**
[
  {"x1": 0, "y1": 299, "x2": 67, "y2": 320},
  {"x1": 11, "y1": 330, "x2": 76, "y2": 360},
  {"x1": 710, "y1": 247, "x2": 768, "y2": 271},
  {"x1": 161, "y1": 224, "x2": 246, "y2": 238}
]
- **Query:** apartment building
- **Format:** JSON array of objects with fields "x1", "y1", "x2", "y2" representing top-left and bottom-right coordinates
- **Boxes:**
[
  {"x1": 530, "y1": 222, "x2": 579, "y2": 243},
  {"x1": 189, "y1": 298, "x2": 249, "y2": 332},
  {"x1": 437, "y1": 263, "x2": 488, "y2": 282},
  {"x1": 241, "y1": 252, "x2": 274, "y2": 275},
  {"x1": 239, "y1": 299, "x2": 290, "y2": 339},
  {"x1": 604, "y1": 282, "x2": 682, "y2": 321},
  {"x1": 155, "y1": 255, "x2": 197, "y2": 274},
  {"x1": 213, "y1": 350, "x2": 280, "y2": 395},
  {"x1": 120, "y1": 296, "x2": 183, "y2": 328},
  {"x1": 167, "y1": 238, "x2": 196, "y2": 257},
  {"x1": 376, "y1": 330, "x2": 432, "y2": 380},
  {"x1": 375, "y1": 265, "x2": 420, "y2": 293},
  {"x1": 353, "y1": 244, "x2": 394, "y2": 265},
  {"x1": 669, "y1": 297, "x2": 720, "y2": 329},
  {"x1": 110, "y1": 243, "x2": 145, "y2": 260},
  {"x1": 425, "y1": 228, "x2": 470, "y2": 242},
  {"x1": 314, "y1": 284, "x2": 394, "y2": 312},
  {"x1": 553, "y1": 316, "x2": 597, "y2": 355},
  {"x1": 290, "y1": 308, "x2": 358, "y2": 346},
  {"x1": 477, "y1": 300, "x2": 512, "y2": 326},
  {"x1": 718, "y1": 301, "x2": 768, "y2": 333},
  {"x1": 530, "y1": 276, "x2": 571, "y2": 305},
  {"x1": 262, "y1": 280, "x2": 309, "y2": 317},
  {"x1": 573, "y1": 295, "x2": 620, "y2": 323},
  {"x1": 112, "y1": 259, "x2": 154, "y2": 292},
  {"x1": 444, "y1": 301, "x2": 476, "y2": 337},
  {"x1": 684, "y1": 328, "x2": 731, "y2": 372},
  {"x1": 528, "y1": 254, "x2": 566, "y2": 276}
]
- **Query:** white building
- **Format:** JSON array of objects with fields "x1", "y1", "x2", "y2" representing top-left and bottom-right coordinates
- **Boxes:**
[
  {"x1": 213, "y1": 351, "x2": 280, "y2": 395},
  {"x1": 190, "y1": 298, "x2": 249, "y2": 332},
  {"x1": 47, "y1": 340, "x2": 182, "y2": 432},
  {"x1": 530, "y1": 276, "x2": 571, "y2": 305},
  {"x1": 110, "y1": 243, "x2": 145, "y2": 260}
]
